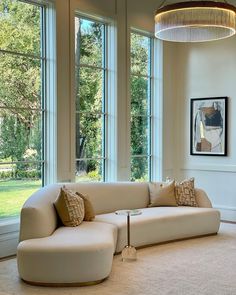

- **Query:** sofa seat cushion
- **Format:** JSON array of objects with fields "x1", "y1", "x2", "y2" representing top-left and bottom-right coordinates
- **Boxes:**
[
  {"x1": 17, "y1": 222, "x2": 117, "y2": 284},
  {"x1": 95, "y1": 207, "x2": 220, "y2": 253}
]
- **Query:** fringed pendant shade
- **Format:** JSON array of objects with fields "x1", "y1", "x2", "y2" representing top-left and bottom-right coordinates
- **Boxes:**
[{"x1": 155, "y1": 1, "x2": 236, "y2": 42}]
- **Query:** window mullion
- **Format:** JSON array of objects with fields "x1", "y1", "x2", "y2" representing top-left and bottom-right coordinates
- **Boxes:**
[
  {"x1": 77, "y1": 63, "x2": 105, "y2": 71},
  {"x1": 0, "y1": 106, "x2": 45, "y2": 111},
  {"x1": 0, "y1": 49, "x2": 44, "y2": 60},
  {"x1": 130, "y1": 72, "x2": 149, "y2": 79},
  {"x1": 41, "y1": 4, "x2": 46, "y2": 186},
  {"x1": 0, "y1": 160, "x2": 45, "y2": 165},
  {"x1": 102, "y1": 23, "x2": 107, "y2": 182},
  {"x1": 131, "y1": 155, "x2": 150, "y2": 158},
  {"x1": 76, "y1": 157, "x2": 106, "y2": 161},
  {"x1": 148, "y1": 37, "x2": 153, "y2": 181},
  {"x1": 76, "y1": 111, "x2": 105, "y2": 116}
]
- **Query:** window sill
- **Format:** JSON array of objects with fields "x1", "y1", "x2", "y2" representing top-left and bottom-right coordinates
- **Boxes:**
[
  {"x1": 0, "y1": 218, "x2": 20, "y2": 258},
  {"x1": 0, "y1": 217, "x2": 20, "y2": 235}
]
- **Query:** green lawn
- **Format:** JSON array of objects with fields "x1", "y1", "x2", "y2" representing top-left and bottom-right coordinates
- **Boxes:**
[{"x1": 0, "y1": 179, "x2": 41, "y2": 219}]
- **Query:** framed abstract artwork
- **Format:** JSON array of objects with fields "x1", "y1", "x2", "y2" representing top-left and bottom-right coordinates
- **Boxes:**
[{"x1": 190, "y1": 97, "x2": 228, "y2": 156}]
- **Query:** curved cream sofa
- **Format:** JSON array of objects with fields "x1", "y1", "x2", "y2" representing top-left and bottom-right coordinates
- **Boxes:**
[{"x1": 17, "y1": 182, "x2": 220, "y2": 286}]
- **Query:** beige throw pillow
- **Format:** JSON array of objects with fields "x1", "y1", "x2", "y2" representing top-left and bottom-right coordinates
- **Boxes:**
[
  {"x1": 149, "y1": 180, "x2": 178, "y2": 207},
  {"x1": 175, "y1": 178, "x2": 198, "y2": 207},
  {"x1": 76, "y1": 192, "x2": 95, "y2": 221},
  {"x1": 54, "y1": 187, "x2": 85, "y2": 226}
]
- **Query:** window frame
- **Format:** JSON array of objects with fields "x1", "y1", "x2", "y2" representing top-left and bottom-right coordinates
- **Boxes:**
[
  {"x1": 0, "y1": 1, "x2": 47, "y2": 187},
  {"x1": 0, "y1": 0, "x2": 56, "y2": 260},
  {"x1": 74, "y1": 15, "x2": 108, "y2": 182},
  {"x1": 130, "y1": 30, "x2": 154, "y2": 182}
]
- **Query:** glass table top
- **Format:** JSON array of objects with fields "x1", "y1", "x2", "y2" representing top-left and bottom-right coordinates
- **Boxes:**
[{"x1": 115, "y1": 209, "x2": 142, "y2": 216}]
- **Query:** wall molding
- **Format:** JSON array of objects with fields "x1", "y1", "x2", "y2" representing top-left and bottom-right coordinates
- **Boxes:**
[{"x1": 180, "y1": 164, "x2": 236, "y2": 173}]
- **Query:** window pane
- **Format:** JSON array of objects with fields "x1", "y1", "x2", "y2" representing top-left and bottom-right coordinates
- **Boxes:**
[
  {"x1": 75, "y1": 16, "x2": 106, "y2": 182},
  {"x1": 76, "y1": 113, "x2": 103, "y2": 159},
  {"x1": 131, "y1": 156, "x2": 148, "y2": 182},
  {"x1": 131, "y1": 33, "x2": 149, "y2": 76},
  {"x1": 130, "y1": 32, "x2": 152, "y2": 182},
  {"x1": 76, "y1": 66, "x2": 103, "y2": 112},
  {"x1": 131, "y1": 116, "x2": 148, "y2": 155},
  {"x1": 0, "y1": 109, "x2": 42, "y2": 162},
  {"x1": 0, "y1": 0, "x2": 41, "y2": 56},
  {"x1": 131, "y1": 76, "x2": 148, "y2": 116},
  {"x1": 75, "y1": 18, "x2": 103, "y2": 67},
  {"x1": 0, "y1": 1, "x2": 44, "y2": 225},
  {"x1": 0, "y1": 53, "x2": 42, "y2": 109},
  {"x1": 76, "y1": 159, "x2": 102, "y2": 182},
  {"x1": 0, "y1": 163, "x2": 42, "y2": 219}
]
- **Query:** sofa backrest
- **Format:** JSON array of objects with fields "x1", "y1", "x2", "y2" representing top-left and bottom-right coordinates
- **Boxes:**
[
  {"x1": 66, "y1": 182, "x2": 150, "y2": 214},
  {"x1": 19, "y1": 181, "x2": 212, "y2": 242},
  {"x1": 19, "y1": 182, "x2": 150, "y2": 242}
]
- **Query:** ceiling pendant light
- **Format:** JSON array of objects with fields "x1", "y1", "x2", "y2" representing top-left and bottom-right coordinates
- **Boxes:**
[{"x1": 154, "y1": 1, "x2": 236, "y2": 42}]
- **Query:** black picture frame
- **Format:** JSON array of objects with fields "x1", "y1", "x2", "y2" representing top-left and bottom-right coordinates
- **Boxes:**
[{"x1": 190, "y1": 97, "x2": 228, "y2": 156}]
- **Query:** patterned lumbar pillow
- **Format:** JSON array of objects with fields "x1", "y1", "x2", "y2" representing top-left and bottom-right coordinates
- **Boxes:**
[
  {"x1": 54, "y1": 186, "x2": 85, "y2": 226},
  {"x1": 149, "y1": 180, "x2": 178, "y2": 207},
  {"x1": 76, "y1": 192, "x2": 95, "y2": 221},
  {"x1": 175, "y1": 178, "x2": 198, "y2": 207}
]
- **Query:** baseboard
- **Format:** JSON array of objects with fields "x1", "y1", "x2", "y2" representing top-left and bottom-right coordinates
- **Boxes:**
[
  {"x1": 0, "y1": 232, "x2": 18, "y2": 258},
  {"x1": 0, "y1": 254, "x2": 16, "y2": 262},
  {"x1": 213, "y1": 205, "x2": 236, "y2": 222},
  {"x1": 221, "y1": 220, "x2": 236, "y2": 225},
  {"x1": 0, "y1": 219, "x2": 19, "y2": 258}
]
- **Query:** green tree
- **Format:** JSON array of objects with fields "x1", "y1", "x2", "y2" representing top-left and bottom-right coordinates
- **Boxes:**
[
  {"x1": 130, "y1": 33, "x2": 150, "y2": 181},
  {"x1": 0, "y1": 0, "x2": 42, "y2": 177},
  {"x1": 0, "y1": 116, "x2": 28, "y2": 161},
  {"x1": 75, "y1": 18, "x2": 103, "y2": 176}
]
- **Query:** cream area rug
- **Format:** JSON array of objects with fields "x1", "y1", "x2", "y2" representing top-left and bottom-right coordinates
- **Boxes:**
[{"x1": 0, "y1": 223, "x2": 236, "y2": 295}]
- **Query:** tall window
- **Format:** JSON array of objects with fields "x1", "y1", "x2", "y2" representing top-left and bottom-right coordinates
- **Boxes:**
[
  {"x1": 130, "y1": 32, "x2": 153, "y2": 181},
  {"x1": 0, "y1": 0, "x2": 46, "y2": 220},
  {"x1": 75, "y1": 16, "x2": 107, "y2": 182}
]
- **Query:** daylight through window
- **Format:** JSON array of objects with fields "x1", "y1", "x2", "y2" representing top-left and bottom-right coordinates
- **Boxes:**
[
  {"x1": 0, "y1": 0, "x2": 46, "y2": 219},
  {"x1": 130, "y1": 32, "x2": 153, "y2": 182},
  {"x1": 75, "y1": 16, "x2": 107, "y2": 182}
]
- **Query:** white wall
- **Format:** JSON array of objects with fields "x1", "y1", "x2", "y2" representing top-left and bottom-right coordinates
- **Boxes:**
[
  {"x1": 173, "y1": 36, "x2": 236, "y2": 221},
  {"x1": 56, "y1": 0, "x2": 72, "y2": 182},
  {"x1": 162, "y1": 42, "x2": 178, "y2": 180}
]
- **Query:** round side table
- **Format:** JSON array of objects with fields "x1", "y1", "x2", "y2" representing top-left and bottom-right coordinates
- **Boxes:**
[{"x1": 115, "y1": 209, "x2": 142, "y2": 261}]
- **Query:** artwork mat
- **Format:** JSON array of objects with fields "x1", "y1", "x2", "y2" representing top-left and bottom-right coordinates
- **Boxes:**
[{"x1": 190, "y1": 97, "x2": 228, "y2": 156}]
